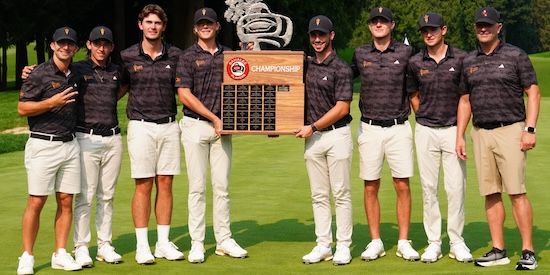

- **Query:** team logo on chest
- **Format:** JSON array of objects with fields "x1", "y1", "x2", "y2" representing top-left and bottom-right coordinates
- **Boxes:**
[{"x1": 227, "y1": 57, "x2": 250, "y2": 80}]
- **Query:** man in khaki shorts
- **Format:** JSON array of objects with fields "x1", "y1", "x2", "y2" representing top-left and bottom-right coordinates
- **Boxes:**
[
  {"x1": 457, "y1": 7, "x2": 540, "y2": 270},
  {"x1": 17, "y1": 27, "x2": 83, "y2": 274}
]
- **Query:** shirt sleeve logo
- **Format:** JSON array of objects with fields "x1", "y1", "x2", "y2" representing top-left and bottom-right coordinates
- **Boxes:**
[
  {"x1": 83, "y1": 75, "x2": 93, "y2": 81},
  {"x1": 51, "y1": 82, "x2": 61, "y2": 88},
  {"x1": 175, "y1": 77, "x2": 182, "y2": 83}
]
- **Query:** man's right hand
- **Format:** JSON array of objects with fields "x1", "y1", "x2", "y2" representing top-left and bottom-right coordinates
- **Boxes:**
[{"x1": 21, "y1": 64, "x2": 37, "y2": 80}]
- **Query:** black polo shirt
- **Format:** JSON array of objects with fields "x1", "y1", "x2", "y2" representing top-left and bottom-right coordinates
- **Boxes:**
[
  {"x1": 407, "y1": 45, "x2": 467, "y2": 127},
  {"x1": 175, "y1": 42, "x2": 229, "y2": 119},
  {"x1": 351, "y1": 41, "x2": 413, "y2": 121},
  {"x1": 460, "y1": 42, "x2": 538, "y2": 126},
  {"x1": 119, "y1": 42, "x2": 181, "y2": 121},
  {"x1": 19, "y1": 59, "x2": 80, "y2": 136},
  {"x1": 72, "y1": 58, "x2": 120, "y2": 131},
  {"x1": 305, "y1": 51, "x2": 353, "y2": 125}
]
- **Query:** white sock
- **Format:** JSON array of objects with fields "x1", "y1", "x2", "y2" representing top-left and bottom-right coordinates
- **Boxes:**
[
  {"x1": 135, "y1": 227, "x2": 149, "y2": 247},
  {"x1": 372, "y1": 238, "x2": 382, "y2": 243},
  {"x1": 157, "y1": 224, "x2": 170, "y2": 244}
]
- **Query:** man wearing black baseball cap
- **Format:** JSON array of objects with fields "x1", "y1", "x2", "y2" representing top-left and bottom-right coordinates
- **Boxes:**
[
  {"x1": 407, "y1": 12, "x2": 472, "y2": 264},
  {"x1": 194, "y1": 7, "x2": 218, "y2": 24},
  {"x1": 458, "y1": 7, "x2": 540, "y2": 270},
  {"x1": 297, "y1": 15, "x2": 354, "y2": 266},
  {"x1": 17, "y1": 26, "x2": 82, "y2": 274},
  {"x1": 352, "y1": 6, "x2": 419, "y2": 262}
]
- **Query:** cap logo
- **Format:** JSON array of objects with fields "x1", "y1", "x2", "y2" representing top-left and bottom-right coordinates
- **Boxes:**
[
  {"x1": 316, "y1": 18, "x2": 321, "y2": 26},
  {"x1": 482, "y1": 10, "x2": 488, "y2": 17},
  {"x1": 202, "y1": 9, "x2": 206, "y2": 16},
  {"x1": 64, "y1": 28, "x2": 70, "y2": 35},
  {"x1": 100, "y1": 28, "x2": 105, "y2": 35},
  {"x1": 378, "y1": 7, "x2": 383, "y2": 13},
  {"x1": 424, "y1": 15, "x2": 429, "y2": 23}
]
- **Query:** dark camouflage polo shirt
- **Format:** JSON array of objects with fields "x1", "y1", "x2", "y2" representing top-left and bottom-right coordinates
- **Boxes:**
[
  {"x1": 305, "y1": 50, "x2": 353, "y2": 125},
  {"x1": 175, "y1": 42, "x2": 230, "y2": 119},
  {"x1": 20, "y1": 59, "x2": 80, "y2": 136},
  {"x1": 351, "y1": 41, "x2": 413, "y2": 121},
  {"x1": 407, "y1": 45, "x2": 467, "y2": 127},
  {"x1": 73, "y1": 58, "x2": 120, "y2": 131},
  {"x1": 460, "y1": 42, "x2": 538, "y2": 126},
  {"x1": 119, "y1": 42, "x2": 181, "y2": 121}
]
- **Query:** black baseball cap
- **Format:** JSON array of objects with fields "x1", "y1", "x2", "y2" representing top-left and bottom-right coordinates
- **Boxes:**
[
  {"x1": 475, "y1": 7, "x2": 500, "y2": 25},
  {"x1": 89, "y1": 26, "x2": 113, "y2": 43},
  {"x1": 194, "y1": 7, "x2": 217, "y2": 24},
  {"x1": 53, "y1": 27, "x2": 77, "y2": 43},
  {"x1": 369, "y1": 6, "x2": 393, "y2": 22},
  {"x1": 418, "y1": 12, "x2": 445, "y2": 31},
  {"x1": 308, "y1": 15, "x2": 333, "y2": 34}
]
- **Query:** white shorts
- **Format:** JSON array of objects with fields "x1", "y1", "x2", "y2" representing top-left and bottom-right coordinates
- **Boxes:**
[
  {"x1": 127, "y1": 120, "x2": 181, "y2": 178},
  {"x1": 24, "y1": 137, "x2": 81, "y2": 195},
  {"x1": 357, "y1": 121, "x2": 414, "y2": 180}
]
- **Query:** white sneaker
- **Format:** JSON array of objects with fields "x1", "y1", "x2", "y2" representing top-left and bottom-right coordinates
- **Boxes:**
[
  {"x1": 361, "y1": 240, "x2": 386, "y2": 261},
  {"x1": 332, "y1": 244, "x2": 351, "y2": 265},
  {"x1": 215, "y1": 238, "x2": 248, "y2": 258},
  {"x1": 154, "y1": 241, "x2": 184, "y2": 261},
  {"x1": 449, "y1": 242, "x2": 473, "y2": 262},
  {"x1": 188, "y1": 242, "x2": 205, "y2": 264},
  {"x1": 51, "y1": 249, "x2": 83, "y2": 271},
  {"x1": 396, "y1": 240, "x2": 420, "y2": 261},
  {"x1": 17, "y1": 251, "x2": 34, "y2": 275},
  {"x1": 421, "y1": 243, "x2": 442, "y2": 263},
  {"x1": 135, "y1": 245, "x2": 155, "y2": 265},
  {"x1": 74, "y1": 246, "x2": 93, "y2": 268},
  {"x1": 97, "y1": 243, "x2": 122, "y2": 264},
  {"x1": 302, "y1": 244, "x2": 333, "y2": 264}
]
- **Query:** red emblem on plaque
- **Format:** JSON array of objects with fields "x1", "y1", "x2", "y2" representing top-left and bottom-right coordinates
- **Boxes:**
[{"x1": 227, "y1": 57, "x2": 249, "y2": 80}]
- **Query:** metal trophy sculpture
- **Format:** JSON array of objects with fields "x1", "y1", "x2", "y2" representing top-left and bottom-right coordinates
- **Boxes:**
[
  {"x1": 225, "y1": 0, "x2": 293, "y2": 51},
  {"x1": 221, "y1": 0, "x2": 304, "y2": 134}
]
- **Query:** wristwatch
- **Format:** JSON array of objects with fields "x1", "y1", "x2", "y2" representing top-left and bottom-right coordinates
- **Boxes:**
[
  {"x1": 524, "y1": 126, "x2": 536, "y2": 134},
  {"x1": 311, "y1": 123, "x2": 318, "y2": 132}
]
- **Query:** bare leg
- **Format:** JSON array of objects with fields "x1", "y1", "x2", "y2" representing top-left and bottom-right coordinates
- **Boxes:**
[{"x1": 364, "y1": 179, "x2": 381, "y2": 239}]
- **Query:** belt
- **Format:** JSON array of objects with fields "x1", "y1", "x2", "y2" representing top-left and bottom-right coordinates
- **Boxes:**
[
  {"x1": 76, "y1": 126, "x2": 120, "y2": 136},
  {"x1": 361, "y1": 117, "x2": 408, "y2": 127},
  {"x1": 319, "y1": 123, "x2": 347, "y2": 132},
  {"x1": 474, "y1": 121, "x2": 517, "y2": 130},
  {"x1": 30, "y1": 133, "x2": 75, "y2": 142},
  {"x1": 132, "y1": 115, "x2": 176, "y2": 124}
]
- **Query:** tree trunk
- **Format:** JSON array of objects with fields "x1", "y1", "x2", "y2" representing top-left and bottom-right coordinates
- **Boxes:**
[
  {"x1": 36, "y1": 33, "x2": 46, "y2": 65},
  {"x1": 175, "y1": 0, "x2": 205, "y2": 50},
  {"x1": 15, "y1": 40, "x2": 28, "y2": 89},
  {"x1": 1, "y1": 46, "x2": 6, "y2": 90}
]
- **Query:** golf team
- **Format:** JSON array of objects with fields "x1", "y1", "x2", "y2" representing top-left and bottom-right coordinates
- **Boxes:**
[{"x1": 16, "y1": 3, "x2": 540, "y2": 275}]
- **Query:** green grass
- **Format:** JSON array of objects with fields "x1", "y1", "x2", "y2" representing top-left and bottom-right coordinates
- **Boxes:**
[{"x1": 2, "y1": 95, "x2": 550, "y2": 274}]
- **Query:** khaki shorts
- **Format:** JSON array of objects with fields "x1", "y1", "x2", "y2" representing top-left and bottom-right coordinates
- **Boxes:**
[
  {"x1": 25, "y1": 137, "x2": 81, "y2": 195},
  {"x1": 357, "y1": 121, "x2": 414, "y2": 180},
  {"x1": 127, "y1": 120, "x2": 181, "y2": 178},
  {"x1": 471, "y1": 122, "x2": 526, "y2": 196}
]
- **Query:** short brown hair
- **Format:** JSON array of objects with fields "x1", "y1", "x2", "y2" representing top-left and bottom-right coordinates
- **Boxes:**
[{"x1": 138, "y1": 4, "x2": 168, "y2": 24}]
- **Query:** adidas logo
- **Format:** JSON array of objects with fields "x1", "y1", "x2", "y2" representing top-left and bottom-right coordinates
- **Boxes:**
[
  {"x1": 165, "y1": 65, "x2": 171, "y2": 69},
  {"x1": 113, "y1": 76, "x2": 118, "y2": 80},
  {"x1": 394, "y1": 60, "x2": 400, "y2": 64},
  {"x1": 449, "y1": 67, "x2": 455, "y2": 72},
  {"x1": 498, "y1": 64, "x2": 505, "y2": 68},
  {"x1": 322, "y1": 76, "x2": 328, "y2": 81}
]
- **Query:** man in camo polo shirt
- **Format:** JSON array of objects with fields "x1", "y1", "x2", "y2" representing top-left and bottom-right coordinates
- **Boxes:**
[
  {"x1": 457, "y1": 7, "x2": 540, "y2": 271},
  {"x1": 351, "y1": 6, "x2": 419, "y2": 262}
]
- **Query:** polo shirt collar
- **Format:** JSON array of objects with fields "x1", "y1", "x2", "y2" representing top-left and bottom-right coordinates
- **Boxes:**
[
  {"x1": 421, "y1": 43, "x2": 455, "y2": 61},
  {"x1": 194, "y1": 41, "x2": 223, "y2": 55},
  {"x1": 48, "y1": 58, "x2": 73, "y2": 76},
  {"x1": 369, "y1": 40, "x2": 396, "y2": 53},
  {"x1": 475, "y1": 40, "x2": 504, "y2": 56},
  {"x1": 138, "y1": 41, "x2": 167, "y2": 59},
  {"x1": 311, "y1": 50, "x2": 337, "y2": 66},
  {"x1": 85, "y1": 57, "x2": 110, "y2": 70}
]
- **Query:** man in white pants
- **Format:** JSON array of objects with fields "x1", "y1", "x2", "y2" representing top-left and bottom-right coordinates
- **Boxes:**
[
  {"x1": 296, "y1": 15, "x2": 354, "y2": 266},
  {"x1": 175, "y1": 7, "x2": 248, "y2": 263},
  {"x1": 407, "y1": 12, "x2": 472, "y2": 263}
]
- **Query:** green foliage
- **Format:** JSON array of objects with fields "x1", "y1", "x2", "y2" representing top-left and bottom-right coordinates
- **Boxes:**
[{"x1": 0, "y1": 134, "x2": 27, "y2": 153}]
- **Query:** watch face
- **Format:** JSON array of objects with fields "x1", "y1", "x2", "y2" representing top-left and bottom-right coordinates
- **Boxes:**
[{"x1": 527, "y1": 127, "x2": 536, "y2": 133}]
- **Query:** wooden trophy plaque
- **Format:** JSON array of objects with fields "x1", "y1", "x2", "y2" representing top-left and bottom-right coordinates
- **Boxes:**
[{"x1": 221, "y1": 51, "x2": 305, "y2": 135}]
